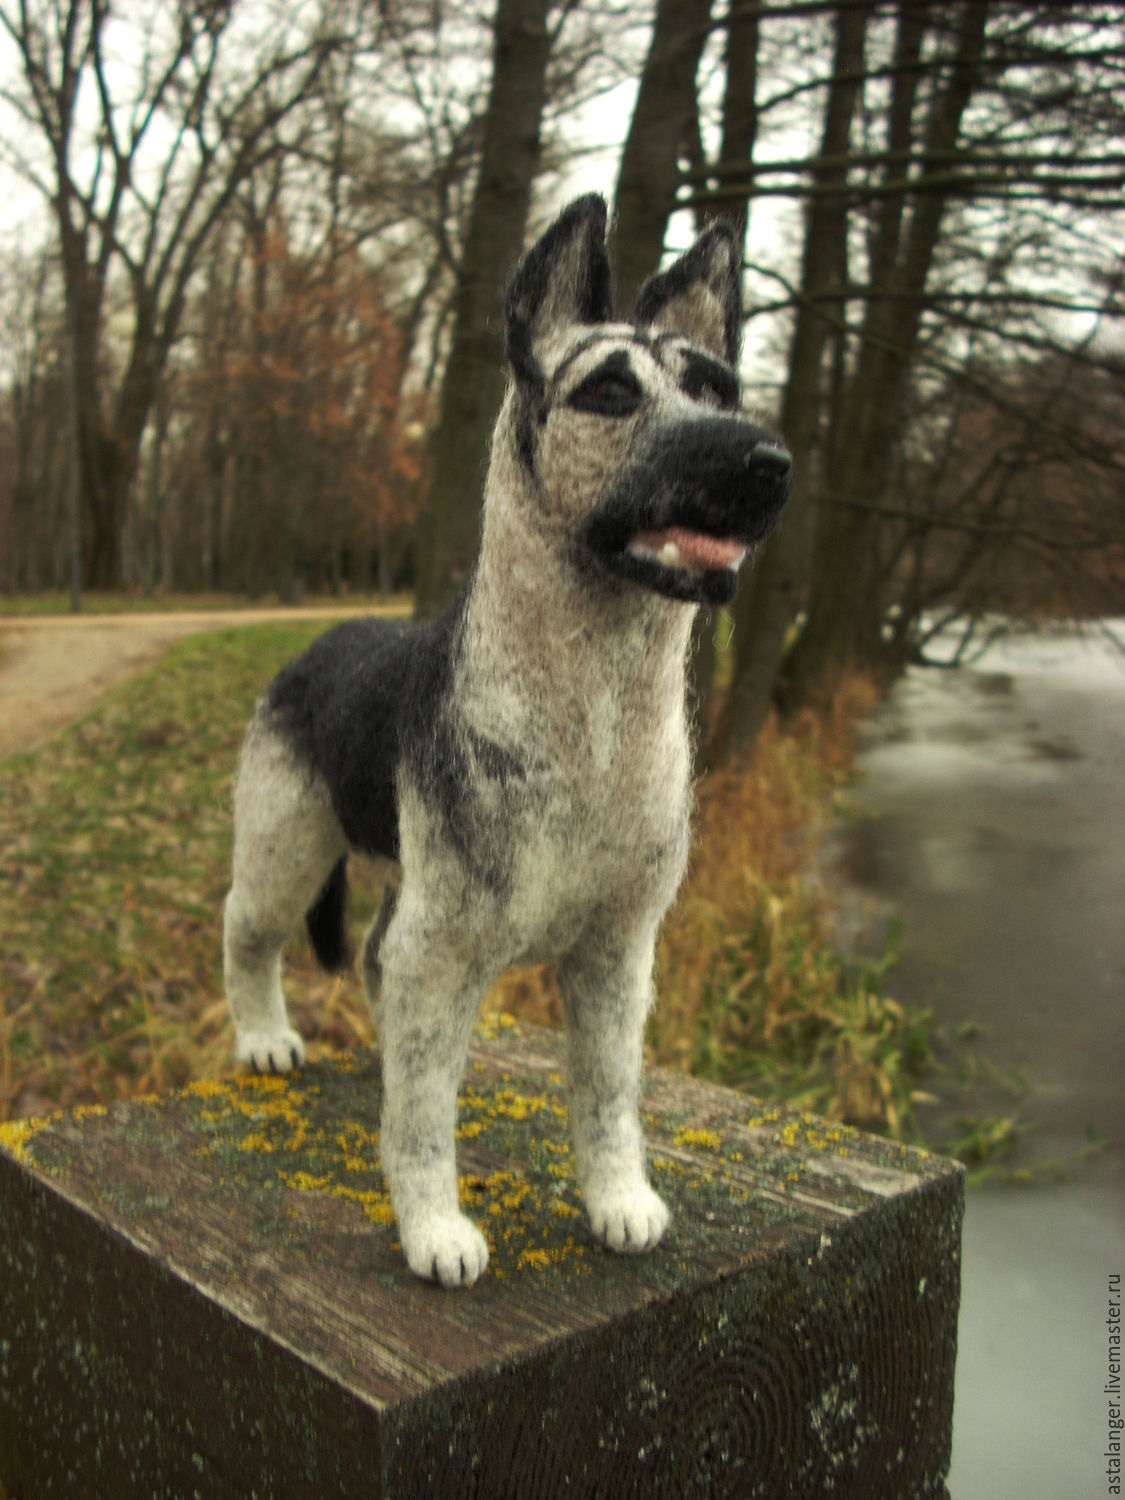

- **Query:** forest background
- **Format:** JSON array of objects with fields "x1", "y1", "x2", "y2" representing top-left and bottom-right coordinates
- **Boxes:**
[
  {"x1": 0, "y1": 0, "x2": 1123, "y2": 1145},
  {"x1": 1, "y1": 0, "x2": 1123, "y2": 756}
]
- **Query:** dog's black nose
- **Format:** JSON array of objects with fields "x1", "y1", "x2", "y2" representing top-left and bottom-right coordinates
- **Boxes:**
[{"x1": 746, "y1": 443, "x2": 791, "y2": 479}]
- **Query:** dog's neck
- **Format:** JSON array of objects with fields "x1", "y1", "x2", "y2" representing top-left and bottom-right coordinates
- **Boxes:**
[{"x1": 460, "y1": 393, "x2": 696, "y2": 757}]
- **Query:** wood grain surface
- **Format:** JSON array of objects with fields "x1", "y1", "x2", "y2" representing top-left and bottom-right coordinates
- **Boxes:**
[{"x1": 0, "y1": 1021, "x2": 961, "y2": 1498}]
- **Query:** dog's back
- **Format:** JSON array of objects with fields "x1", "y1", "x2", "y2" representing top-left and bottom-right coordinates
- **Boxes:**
[{"x1": 263, "y1": 609, "x2": 457, "y2": 865}]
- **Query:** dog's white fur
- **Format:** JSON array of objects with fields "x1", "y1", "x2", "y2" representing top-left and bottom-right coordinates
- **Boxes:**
[{"x1": 223, "y1": 197, "x2": 789, "y2": 1286}]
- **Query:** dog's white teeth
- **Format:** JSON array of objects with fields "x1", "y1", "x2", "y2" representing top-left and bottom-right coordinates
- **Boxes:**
[
  {"x1": 628, "y1": 534, "x2": 689, "y2": 570},
  {"x1": 628, "y1": 528, "x2": 747, "y2": 574}
]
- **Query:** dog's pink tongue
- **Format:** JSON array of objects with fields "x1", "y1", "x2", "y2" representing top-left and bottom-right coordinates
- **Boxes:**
[{"x1": 631, "y1": 526, "x2": 747, "y2": 571}]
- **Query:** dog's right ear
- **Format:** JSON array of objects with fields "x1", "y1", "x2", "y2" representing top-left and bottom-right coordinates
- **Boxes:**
[
  {"x1": 505, "y1": 195, "x2": 613, "y2": 393},
  {"x1": 634, "y1": 222, "x2": 742, "y2": 365}
]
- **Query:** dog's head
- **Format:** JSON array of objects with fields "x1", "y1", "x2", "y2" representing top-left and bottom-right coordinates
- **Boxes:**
[{"x1": 503, "y1": 195, "x2": 791, "y2": 607}]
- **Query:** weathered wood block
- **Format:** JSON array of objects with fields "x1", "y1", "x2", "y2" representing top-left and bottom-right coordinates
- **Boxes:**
[{"x1": 0, "y1": 1022, "x2": 961, "y2": 1499}]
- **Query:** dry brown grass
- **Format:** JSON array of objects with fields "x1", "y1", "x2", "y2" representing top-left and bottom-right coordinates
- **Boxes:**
[{"x1": 649, "y1": 680, "x2": 879, "y2": 1066}]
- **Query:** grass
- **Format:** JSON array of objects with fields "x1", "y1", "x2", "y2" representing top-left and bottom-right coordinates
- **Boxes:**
[
  {"x1": 0, "y1": 622, "x2": 947, "y2": 1152},
  {"x1": 0, "y1": 589, "x2": 408, "y2": 617},
  {"x1": 0, "y1": 589, "x2": 243, "y2": 617},
  {"x1": 0, "y1": 621, "x2": 365, "y2": 1118}
]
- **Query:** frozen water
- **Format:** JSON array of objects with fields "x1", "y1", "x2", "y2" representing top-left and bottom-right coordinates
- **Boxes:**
[{"x1": 827, "y1": 620, "x2": 1125, "y2": 1499}]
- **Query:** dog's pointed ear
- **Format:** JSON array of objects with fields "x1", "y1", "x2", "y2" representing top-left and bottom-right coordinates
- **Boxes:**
[
  {"x1": 505, "y1": 195, "x2": 613, "y2": 391},
  {"x1": 634, "y1": 221, "x2": 742, "y2": 365}
]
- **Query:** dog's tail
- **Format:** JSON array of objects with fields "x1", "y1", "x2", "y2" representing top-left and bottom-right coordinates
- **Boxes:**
[{"x1": 305, "y1": 857, "x2": 352, "y2": 973}]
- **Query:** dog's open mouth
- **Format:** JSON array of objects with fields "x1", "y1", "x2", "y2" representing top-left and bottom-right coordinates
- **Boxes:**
[
  {"x1": 583, "y1": 513, "x2": 766, "y2": 606},
  {"x1": 582, "y1": 423, "x2": 791, "y2": 606},
  {"x1": 626, "y1": 526, "x2": 748, "y2": 576}
]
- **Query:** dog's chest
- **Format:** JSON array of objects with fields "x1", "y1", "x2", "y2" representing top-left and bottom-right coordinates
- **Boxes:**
[
  {"x1": 453, "y1": 583, "x2": 695, "y2": 958},
  {"x1": 491, "y1": 688, "x2": 692, "y2": 961}
]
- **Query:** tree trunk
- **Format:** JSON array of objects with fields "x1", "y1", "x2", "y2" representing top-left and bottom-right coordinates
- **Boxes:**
[
  {"x1": 412, "y1": 0, "x2": 553, "y2": 619},
  {"x1": 705, "y1": 0, "x2": 761, "y2": 243},
  {"x1": 782, "y1": 0, "x2": 991, "y2": 708},
  {"x1": 63, "y1": 291, "x2": 83, "y2": 612},
  {"x1": 689, "y1": 1, "x2": 763, "y2": 757},
  {"x1": 612, "y1": 0, "x2": 715, "y2": 312},
  {"x1": 60, "y1": 225, "x2": 166, "y2": 590},
  {"x1": 611, "y1": 0, "x2": 715, "y2": 751},
  {"x1": 710, "y1": 0, "x2": 872, "y2": 763}
]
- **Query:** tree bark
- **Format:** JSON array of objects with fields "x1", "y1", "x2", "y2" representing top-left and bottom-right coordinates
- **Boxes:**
[
  {"x1": 706, "y1": 0, "x2": 761, "y2": 244},
  {"x1": 612, "y1": 0, "x2": 715, "y2": 313},
  {"x1": 710, "y1": 0, "x2": 872, "y2": 763},
  {"x1": 690, "y1": 1, "x2": 762, "y2": 758},
  {"x1": 782, "y1": 0, "x2": 991, "y2": 707},
  {"x1": 412, "y1": 0, "x2": 553, "y2": 619}
]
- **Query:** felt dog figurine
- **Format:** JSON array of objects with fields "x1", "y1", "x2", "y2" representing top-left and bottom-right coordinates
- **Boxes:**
[{"x1": 222, "y1": 195, "x2": 791, "y2": 1287}]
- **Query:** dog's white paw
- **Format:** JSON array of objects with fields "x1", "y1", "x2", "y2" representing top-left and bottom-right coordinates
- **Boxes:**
[
  {"x1": 587, "y1": 1179, "x2": 670, "y2": 1254},
  {"x1": 235, "y1": 1027, "x2": 307, "y2": 1074},
  {"x1": 401, "y1": 1211, "x2": 489, "y2": 1289}
]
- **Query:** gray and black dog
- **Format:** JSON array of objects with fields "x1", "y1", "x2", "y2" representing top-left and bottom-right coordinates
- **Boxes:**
[{"x1": 223, "y1": 195, "x2": 791, "y2": 1287}]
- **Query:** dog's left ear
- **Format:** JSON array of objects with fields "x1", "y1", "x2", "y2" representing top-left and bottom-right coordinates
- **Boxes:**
[
  {"x1": 506, "y1": 195, "x2": 614, "y2": 392},
  {"x1": 634, "y1": 222, "x2": 742, "y2": 365}
]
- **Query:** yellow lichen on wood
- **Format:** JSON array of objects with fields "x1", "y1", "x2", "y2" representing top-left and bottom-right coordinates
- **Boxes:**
[
  {"x1": 174, "y1": 1060, "x2": 598, "y2": 1277},
  {"x1": 237, "y1": 1134, "x2": 275, "y2": 1154},
  {"x1": 276, "y1": 1164, "x2": 397, "y2": 1226},
  {"x1": 278, "y1": 1170, "x2": 333, "y2": 1194},
  {"x1": 0, "y1": 1114, "x2": 56, "y2": 1162},
  {"x1": 516, "y1": 1241, "x2": 589, "y2": 1274},
  {"x1": 673, "y1": 1127, "x2": 723, "y2": 1151}
]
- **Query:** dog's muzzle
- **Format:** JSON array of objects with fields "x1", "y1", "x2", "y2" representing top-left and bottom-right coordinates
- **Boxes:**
[{"x1": 582, "y1": 415, "x2": 792, "y2": 606}]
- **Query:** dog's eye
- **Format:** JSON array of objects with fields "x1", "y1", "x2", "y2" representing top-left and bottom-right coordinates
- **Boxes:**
[
  {"x1": 567, "y1": 371, "x2": 643, "y2": 417},
  {"x1": 681, "y1": 359, "x2": 740, "y2": 411}
]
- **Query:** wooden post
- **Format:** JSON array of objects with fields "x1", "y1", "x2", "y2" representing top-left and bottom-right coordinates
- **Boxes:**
[{"x1": 0, "y1": 1023, "x2": 961, "y2": 1498}]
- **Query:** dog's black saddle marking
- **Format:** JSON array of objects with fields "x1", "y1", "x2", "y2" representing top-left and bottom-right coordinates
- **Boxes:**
[
  {"x1": 266, "y1": 614, "x2": 432, "y2": 864},
  {"x1": 266, "y1": 598, "x2": 525, "y2": 897}
]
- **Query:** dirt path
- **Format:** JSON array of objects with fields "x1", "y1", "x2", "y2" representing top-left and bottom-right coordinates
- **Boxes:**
[{"x1": 0, "y1": 607, "x2": 375, "y2": 761}]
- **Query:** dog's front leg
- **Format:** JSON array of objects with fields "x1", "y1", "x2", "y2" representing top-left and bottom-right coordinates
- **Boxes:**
[
  {"x1": 376, "y1": 897, "x2": 490, "y2": 1289},
  {"x1": 558, "y1": 922, "x2": 670, "y2": 1255}
]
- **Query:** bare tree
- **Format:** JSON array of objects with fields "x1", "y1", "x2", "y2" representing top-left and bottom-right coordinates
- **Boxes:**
[
  {"x1": 710, "y1": 0, "x2": 873, "y2": 757},
  {"x1": 0, "y1": 0, "x2": 362, "y2": 590},
  {"x1": 411, "y1": 0, "x2": 556, "y2": 618},
  {"x1": 611, "y1": 0, "x2": 715, "y2": 309},
  {"x1": 5, "y1": 0, "x2": 1119, "y2": 672},
  {"x1": 0, "y1": 250, "x2": 67, "y2": 591},
  {"x1": 776, "y1": 0, "x2": 992, "y2": 704},
  {"x1": 686, "y1": 1, "x2": 1125, "y2": 752}
]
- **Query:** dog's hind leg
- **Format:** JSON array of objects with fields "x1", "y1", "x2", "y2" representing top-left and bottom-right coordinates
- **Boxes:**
[
  {"x1": 373, "y1": 879, "x2": 493, "y2": 1288},
  {"x1": 558, "y1": 917, "x2": 670, "y2": 1255},
  {"x1": 223, "y1": 718, "x2": 346, "y2": 1073}
]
